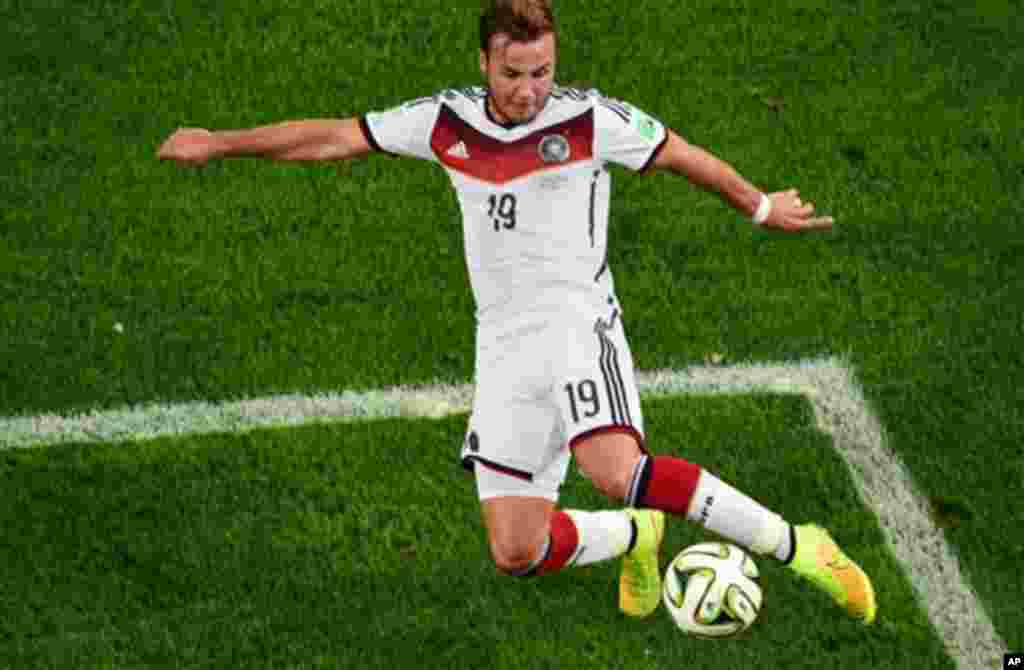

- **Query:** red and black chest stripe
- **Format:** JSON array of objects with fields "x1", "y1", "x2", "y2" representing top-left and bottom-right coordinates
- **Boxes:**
[{"x1": 431, "y1": 105, "x2": 594, "y2": 185}]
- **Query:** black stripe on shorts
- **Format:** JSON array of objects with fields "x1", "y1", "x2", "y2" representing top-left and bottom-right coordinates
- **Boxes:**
[{"x1": 596, "y1": 315, "x2": 633, "y2": 428}]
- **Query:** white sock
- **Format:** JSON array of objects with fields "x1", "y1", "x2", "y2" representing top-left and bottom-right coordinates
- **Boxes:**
[
  {"x1": 563, "y1": 510, "x2": 634, "y2": 567},
  {"x1": 685, "y1": 471, "x2": 793, "y2": 562}
]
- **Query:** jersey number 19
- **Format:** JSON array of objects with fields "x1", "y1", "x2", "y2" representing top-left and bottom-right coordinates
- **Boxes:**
[{"x1": 488, "y1": 193, "x2": 517, "y2": 231}]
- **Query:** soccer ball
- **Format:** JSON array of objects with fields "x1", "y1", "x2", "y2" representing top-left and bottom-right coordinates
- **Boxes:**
[{"x1": 663, "y1": 542, "x2": 763, "y2": 638}]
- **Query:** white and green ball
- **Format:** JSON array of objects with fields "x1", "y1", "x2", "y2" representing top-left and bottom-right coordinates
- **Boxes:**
[{"x1": 663, "y1": 542, "x2": 763, "y2": 638}]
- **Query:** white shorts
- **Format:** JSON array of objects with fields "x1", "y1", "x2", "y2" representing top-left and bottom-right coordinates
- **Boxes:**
[{"x1": 461, "y1": 302, "x2": 646, "y2": 501}]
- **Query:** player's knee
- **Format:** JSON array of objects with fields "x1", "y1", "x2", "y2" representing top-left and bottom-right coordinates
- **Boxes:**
[
  {"x1": 481, "y1": 496, "x2": 554, "y2": 575},
  {"x1": 489, "y1": 536, "x2": 544, "y2": 576}
]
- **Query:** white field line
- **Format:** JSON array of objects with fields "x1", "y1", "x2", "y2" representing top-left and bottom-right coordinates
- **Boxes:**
[{"x1": 0, "y1": 357, "x2": 1007, "y2": 669}]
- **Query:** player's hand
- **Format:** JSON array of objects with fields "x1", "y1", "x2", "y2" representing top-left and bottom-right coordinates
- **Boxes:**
[
  {"x1": 156, "y1": 128, "x2": 224, "y2": 166},
  {"x1": 762, "y1": 189, "x2": 834, "y2": 232}
]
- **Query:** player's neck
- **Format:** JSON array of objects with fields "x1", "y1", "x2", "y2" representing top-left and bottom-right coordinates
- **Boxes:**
[
  {"x1": 485, "y1": 92, "x2": 546, "y2": 129},
  {"x1": 484, "y1": 95, "x2": 518, "y2": 129}
]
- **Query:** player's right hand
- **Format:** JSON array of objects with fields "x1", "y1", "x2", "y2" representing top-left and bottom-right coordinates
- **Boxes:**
[
  {"x1": 157, "y1": 128, "x2": 223, "y2": 166},
  {"x1": 764, "y1": 189, "x2": 834, "y2": 232}
]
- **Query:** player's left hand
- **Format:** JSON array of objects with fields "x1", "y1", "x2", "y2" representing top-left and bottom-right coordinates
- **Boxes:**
[{"x1": 763, "y1": 189, "x2": 834, "y2": 232}]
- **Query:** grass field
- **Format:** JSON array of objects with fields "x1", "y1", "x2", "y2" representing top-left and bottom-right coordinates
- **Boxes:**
[
  {"x1": 2, "y1": 0, "x2": 1022, "y2": 668},
  {"x1": 1, "y1": 397, "x2": 951, "y2": 669}
]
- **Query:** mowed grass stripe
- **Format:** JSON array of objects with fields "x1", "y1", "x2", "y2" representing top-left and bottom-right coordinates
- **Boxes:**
[{"x1": 0, "y1": 359, "x2": 1007, "y2": 669}]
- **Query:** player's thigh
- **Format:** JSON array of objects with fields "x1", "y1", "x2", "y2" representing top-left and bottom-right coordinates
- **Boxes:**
[{"x1": 572, "y1": 430, "x2": 645, "y2": 500}]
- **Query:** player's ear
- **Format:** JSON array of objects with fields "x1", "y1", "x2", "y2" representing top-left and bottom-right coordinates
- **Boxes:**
[{"x1": 479, "y1": 49, "x2": 488, "y2": 78}]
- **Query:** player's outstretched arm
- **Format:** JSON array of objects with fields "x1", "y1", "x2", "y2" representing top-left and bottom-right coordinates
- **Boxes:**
[
  {"x1": 649, "y1": 130, "x2": 834, "y2": 232},
  {"x1": 156, "y1": 118, "x2": 373, "y2": 166}
]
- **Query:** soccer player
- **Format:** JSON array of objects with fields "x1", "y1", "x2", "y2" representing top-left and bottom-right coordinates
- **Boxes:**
[{"x1": 157, "y1": 0, "x2": 876, "y2": 624}]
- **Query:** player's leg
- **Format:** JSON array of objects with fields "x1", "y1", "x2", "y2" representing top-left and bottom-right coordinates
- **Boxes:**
[
  {"x1": 465, "y1": 327, "x2": 642, "y2": 581},
  {"x1": 574, "y1": 429, "x2": 876, "y2": 624},
  {"x1": 573, "y1": 423, "x2": 877, "y2": 624},
  {"x1": 574, "y1": 431, "x2": 792, "y2": 560},
  {"x1": 551, "y1": 307, "x2": 666, "y2": 617},
  {"x1": 563, "y1": 308, "x2": 876, "y2": 623},
  {"x1": 475, "y1": 463, "x2": 639, "y2": 577}
]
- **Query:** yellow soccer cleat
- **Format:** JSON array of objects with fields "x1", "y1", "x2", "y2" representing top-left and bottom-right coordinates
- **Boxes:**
[
  {"x1": 619, "y1": 509, "x2": 665, "y2": 618},
  {"x1": 788, "y1": 524, "x2": 877, "y2": 624}
]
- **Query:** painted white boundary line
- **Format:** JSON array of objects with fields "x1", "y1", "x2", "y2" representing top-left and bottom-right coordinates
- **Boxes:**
[{"x1": 0, "y1": 357, "x2": 1006, "y2": 669}]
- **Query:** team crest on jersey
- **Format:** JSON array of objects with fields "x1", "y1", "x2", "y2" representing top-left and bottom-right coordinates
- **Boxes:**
[{"x1": 538, "y1": 134, "x2": 571, "y2": 164}]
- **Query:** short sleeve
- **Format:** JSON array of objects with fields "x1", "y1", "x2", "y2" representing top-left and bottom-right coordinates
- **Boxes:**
[
  {"x1": 362, "y1": 94, "x2": 443, "y2": 162},
  {"x1": 593, "y1": 96, "x2": 668, "y2": 172}
]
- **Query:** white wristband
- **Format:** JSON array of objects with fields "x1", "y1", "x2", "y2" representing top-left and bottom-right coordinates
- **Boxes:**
[{"x1": 752, "y1": 193, "x2": 772, "y2": 225}]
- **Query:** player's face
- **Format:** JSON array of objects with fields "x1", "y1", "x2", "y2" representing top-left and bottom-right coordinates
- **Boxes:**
[{"x1": 480, "y1": 32, "x2": 556, "y2": 125}]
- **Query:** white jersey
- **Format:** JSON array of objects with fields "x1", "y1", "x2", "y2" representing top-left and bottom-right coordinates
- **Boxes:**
[{"x1": 361, "y1": 86, "x2": 668, "y2": 326}]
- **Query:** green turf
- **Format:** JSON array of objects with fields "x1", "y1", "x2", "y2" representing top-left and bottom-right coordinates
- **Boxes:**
[
  {"x1": 0, "y1": 397, "x2": 952, "y2": 669},
  {"x1": 1, "y1": 0, "x2": 1021, "y2": 656}
]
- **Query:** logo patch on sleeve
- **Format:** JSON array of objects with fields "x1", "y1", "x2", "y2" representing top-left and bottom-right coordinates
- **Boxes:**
[{"x1": 635, "y1": 114, "x2": 659, "y2": 142}]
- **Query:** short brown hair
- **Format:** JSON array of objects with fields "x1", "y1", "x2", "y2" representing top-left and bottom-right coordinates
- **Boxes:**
[{"x1": 479, "y1": 0, "x2": 556, "y2": 55}]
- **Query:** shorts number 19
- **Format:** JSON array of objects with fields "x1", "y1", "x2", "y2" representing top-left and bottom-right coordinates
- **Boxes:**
[{"x1": 565, "y1": 379, "x2": 601, "y2": 423}]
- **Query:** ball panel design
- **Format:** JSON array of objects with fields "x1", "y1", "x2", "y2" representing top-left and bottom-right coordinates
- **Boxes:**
[{"x1": 662, "y1": 542, "x2": 763, "y2": 638}]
